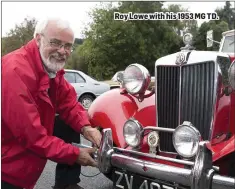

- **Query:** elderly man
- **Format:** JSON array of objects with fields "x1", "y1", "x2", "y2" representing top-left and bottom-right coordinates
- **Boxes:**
[{"x1": 2, "y1": 18, "x2": 101, "y2": 189}]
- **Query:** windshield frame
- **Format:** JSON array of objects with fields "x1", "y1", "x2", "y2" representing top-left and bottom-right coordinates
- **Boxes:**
[{"x1": 219, "y1": 32, "x2": 235, "y2": 53}]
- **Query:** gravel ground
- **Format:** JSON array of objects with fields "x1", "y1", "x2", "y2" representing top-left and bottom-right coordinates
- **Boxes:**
[{"x1": 35, "y1": 136, "x2": 113, "y2": 189}]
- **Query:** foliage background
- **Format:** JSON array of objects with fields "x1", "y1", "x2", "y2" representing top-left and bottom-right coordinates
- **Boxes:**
[{"x1": 1, "y1": 1, "x2": 234, "y2": 80}]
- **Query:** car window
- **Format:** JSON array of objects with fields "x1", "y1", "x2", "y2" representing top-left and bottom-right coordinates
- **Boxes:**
[
  {"x1": 64, "y1": 72, "x2": 76, "y2": 83},
  {"x1": 75, "y1": 73, "x2": 85, "y2": 83},
  {"x1": 221, "y1": 35, "x2": 235, "y2": 53}
]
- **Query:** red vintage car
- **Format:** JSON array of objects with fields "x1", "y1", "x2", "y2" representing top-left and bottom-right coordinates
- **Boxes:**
[{"x1": 88, "y1": 31, "x2": 235, "y2": 189}]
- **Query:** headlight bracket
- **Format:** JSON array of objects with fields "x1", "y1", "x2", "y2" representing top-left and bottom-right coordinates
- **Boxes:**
[{"x1": 120, "y1": 87, "x2": 155, "y2": 102}]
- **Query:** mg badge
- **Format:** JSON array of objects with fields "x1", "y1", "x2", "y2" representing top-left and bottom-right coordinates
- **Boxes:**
[{"x1": 175, "y1": 52, "x2": 186, "y2": 65}]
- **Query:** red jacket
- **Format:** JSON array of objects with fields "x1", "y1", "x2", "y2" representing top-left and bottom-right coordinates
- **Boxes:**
[{"x1": 1, "y1": 39, "x2": 90, "y2": 189}]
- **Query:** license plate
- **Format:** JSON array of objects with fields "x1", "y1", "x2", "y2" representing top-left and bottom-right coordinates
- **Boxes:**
[{"x1": 113, "y1": 169, "x2": 177, "y2": 189}]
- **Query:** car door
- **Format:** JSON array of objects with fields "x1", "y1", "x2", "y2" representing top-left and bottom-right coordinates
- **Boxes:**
[
  {"x1": 64, "y1": 71, "x2": 76, "y2": 83},
  {"x1": 76, "y1": 72, "x2": 103, "y2": 95},
  {"x1": 64, "y1": 71, "x2": 86, "y2": 98},
  {"x1": 74, "y1": 72, "x2": 87, "y2": 88}
]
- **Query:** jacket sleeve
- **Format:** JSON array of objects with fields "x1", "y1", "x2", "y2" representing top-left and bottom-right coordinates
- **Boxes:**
[
  {"x1": 56, "y1": 76, "x2": 91, "y2": 133},
  {"x1": 2, "y1": 69, "x2": 79, "y2": 165}
]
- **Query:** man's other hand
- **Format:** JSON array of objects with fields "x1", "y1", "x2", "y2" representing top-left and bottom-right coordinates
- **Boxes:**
[
  {"x1": 76, "y1": 147, "x2": 97, "y2": 167},
  {"x1": 81, "y1": 126, "x2": 102, "y2": 148}
]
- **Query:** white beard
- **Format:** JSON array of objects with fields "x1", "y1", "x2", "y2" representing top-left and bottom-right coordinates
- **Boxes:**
[{"x1": 39, "y1": 44, "x2": 66, "y2": 73}]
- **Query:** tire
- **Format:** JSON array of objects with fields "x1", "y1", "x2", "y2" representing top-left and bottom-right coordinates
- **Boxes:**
[{"x1": 79, "y1": 94, "x2": 95, "y2": 109}]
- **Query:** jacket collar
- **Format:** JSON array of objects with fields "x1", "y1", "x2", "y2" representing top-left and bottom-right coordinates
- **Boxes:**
[{"x1": 24, "y1": 39, "x2": 65, "y2": 91}]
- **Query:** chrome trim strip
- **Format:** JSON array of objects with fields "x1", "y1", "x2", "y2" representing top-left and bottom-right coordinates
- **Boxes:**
[
  {"x1": 228, "y1": 60, "x2": 235, "y2": 90},
  {"x1": 209, "y1": 54, "x2": 231, "y2": 140},
  {"x1": 209, "y1": 60, "x2": 219, "y2": 140},
  {"x1": 111, "y1": 154, "x2": 192, "y2": 186},
  {"x1": 143, "y1": 126, "x2": 175, "y2": 133},
  {"x1": 113, "y1": 146, "x2": 219, "y2": 171},
  {"x1": 154, "y1": 64, "x2": 158, "y2": 127},
  {"x1": 219, "y1": 35, "x2": 225, "y2": 52},
  {"x1": 178, "y1": 66, "x2": 182, "y2": 125},
  {"x1": 212, "y1": 175, "x2": 235, "y2": 189},
  {"x1": 114, "y1": 147, "x2": 194, "y2": 166}
]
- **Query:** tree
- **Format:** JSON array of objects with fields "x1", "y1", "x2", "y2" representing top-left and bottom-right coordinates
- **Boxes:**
[
  {"x1": 1, "y1": 17, "x2": 37, "y2": 56},
  {"x1": 193, "y1": 20, "x2": 229, "y2": 51},
  {"x1": 191, "y1": 1, "x2": 234, "y2": 51},
  {"x1": 76, "y1": 1, "x2": 191, "y2": 80},
  {"x1": 216, "y1": 1, "x2": 235, "y2": 30},
  {"x1": 165, "y1": 4, "x2": 198, "y2": 37},
  {"x1": 74, "y1": 38, "x2": 84, "y2": 45},
  {"x1": 65, "y1": 45, "x2": 88, "y2": 73}
]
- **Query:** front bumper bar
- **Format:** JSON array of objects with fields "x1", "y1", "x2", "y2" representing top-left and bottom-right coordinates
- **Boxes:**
[{"x1": 98, "y1": 129, "x2": 235, "y2": 189}]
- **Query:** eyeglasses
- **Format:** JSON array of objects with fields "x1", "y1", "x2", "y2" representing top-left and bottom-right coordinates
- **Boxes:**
[{"x1": 40, "y1": 33, "x2": 74, "y2": 52}]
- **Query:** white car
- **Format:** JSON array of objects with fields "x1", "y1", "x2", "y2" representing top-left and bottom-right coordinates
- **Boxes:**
[{"x1": 64, "y1": 69, "x2": 110, "y2": 109}]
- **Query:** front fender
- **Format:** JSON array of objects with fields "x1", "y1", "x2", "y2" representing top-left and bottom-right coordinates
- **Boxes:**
[
  {"x1": 88, "y1": 89, "x2": 156, "y2": 147},
  {"x1": 212, "y1": 135, "x2": 235, "y2": 162}
]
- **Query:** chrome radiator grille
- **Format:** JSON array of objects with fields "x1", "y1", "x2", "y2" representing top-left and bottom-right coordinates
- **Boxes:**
[{"x1": 156, "y1": 61, "x2": 216, "y2": 152}]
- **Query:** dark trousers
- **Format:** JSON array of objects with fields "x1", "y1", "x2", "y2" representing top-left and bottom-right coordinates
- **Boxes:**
[
  {"x1": 1, "y1": 181, "x2": 22, "y2": 189},
  {"x1": 53, "y1": 116, "x2": 81, "y2": 186}
]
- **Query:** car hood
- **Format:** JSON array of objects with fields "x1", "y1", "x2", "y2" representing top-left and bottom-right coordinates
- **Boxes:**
[{"x1": 103, "y1": 80, "x2": 120, "y2": 86}]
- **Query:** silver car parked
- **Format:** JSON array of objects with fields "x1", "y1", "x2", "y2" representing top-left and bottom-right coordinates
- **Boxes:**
[{"x1": 64, "y1": 69, "x2": 110, "y2": 109}]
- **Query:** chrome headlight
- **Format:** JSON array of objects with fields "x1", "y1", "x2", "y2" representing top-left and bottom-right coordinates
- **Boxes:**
[
  {"x1": 228, "y1": 60, "x2": 235, "y2": 90},
  {"x1": 173, "y1": 121, "x2": 201, "y2": 158},
  {"x1": 123, "y1": 64, "x2": 150, "y2": 95},
  {"x1": 123, "y1": 119, "x2": 143, "y2": 147}
]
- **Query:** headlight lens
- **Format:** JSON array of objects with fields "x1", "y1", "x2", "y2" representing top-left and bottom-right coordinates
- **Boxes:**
[
  {"x1": 123, "y1": 119, "x2": 143, "y2": 147},
  {"x1": 123, "y1": 64, "x2": 150, "y2": 95},
  {"x1": 228, "y1": 60, "x2": 235, "y2": 90},
  {"x1": 173, "y1": 121, "x2": 200, "y2": 158}
]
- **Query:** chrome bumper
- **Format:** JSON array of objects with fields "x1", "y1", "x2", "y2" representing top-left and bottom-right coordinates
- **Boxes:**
[{"x1": 98, "y1": 129, "x2": 235, "y2": 189}]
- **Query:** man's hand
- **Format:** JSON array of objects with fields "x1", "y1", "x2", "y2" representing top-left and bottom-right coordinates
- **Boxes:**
[
  {"x1": 76, "y1": 147, "x2": 97, "y2": 167},
  {"x1": 81, "y1": 126, "x2": 102, "y2": 148}
]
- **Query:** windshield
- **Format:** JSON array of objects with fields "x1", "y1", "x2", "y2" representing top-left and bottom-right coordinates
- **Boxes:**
[{"x1": 221, "y1": 35, "x2": 235, "y2": 53}]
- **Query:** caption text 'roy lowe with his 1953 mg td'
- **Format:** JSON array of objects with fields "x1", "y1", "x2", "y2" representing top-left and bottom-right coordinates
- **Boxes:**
[{"x1": 87, "y1": 30, "x2": 235, "y2": 189}]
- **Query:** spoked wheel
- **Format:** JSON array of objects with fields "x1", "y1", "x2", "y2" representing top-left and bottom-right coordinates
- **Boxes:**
[{"x1": 79, "y1": 94, "x2": 95, "y2": 109}]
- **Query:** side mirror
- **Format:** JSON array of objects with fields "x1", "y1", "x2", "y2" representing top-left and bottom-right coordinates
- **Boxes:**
[
  {"x1": 228, "y1": 60, "x2": 235, "y2": 90},
  {"x1": 207, "y1": 30, "x2": 213, "y2": 48}
]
